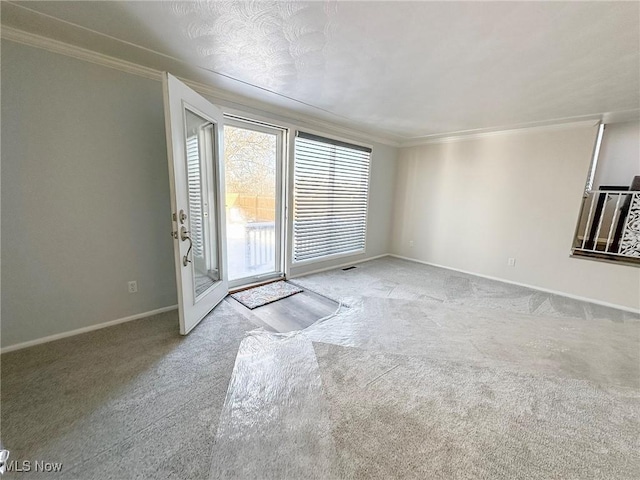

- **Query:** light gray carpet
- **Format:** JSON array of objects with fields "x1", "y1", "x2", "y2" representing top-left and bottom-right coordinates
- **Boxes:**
[
  {"x1": 303, "y1": 296, "x2": 639, "y2": 388},
  {"x1": 292, "y1": 257, "x2": 637, "y2": 322},
  {"x1": 2, "y1": 256, "x2": 638, "y2": 479},
  {"x1": 314, "y1": 342, "x2": 639, "y2": 479},
  {"x1": 211, "y1": 333, "x2": 339, "y2": 479},
  {"x1": 209, "y1": 257, "x2": 639, "y2": 479},
  {"x1": 1, "y1": 301, "x2": 254, "y2": 479}
]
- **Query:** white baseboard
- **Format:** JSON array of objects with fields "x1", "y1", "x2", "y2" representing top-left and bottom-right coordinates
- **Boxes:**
[
  {"x1": 288, "y1": 254, "x2": 390, "y2": 279},
  {"x1": 1, "y1": 305, "x2": 178, "y2": 354},
  {"x1": 389, "y1": 254, "x2": 640, "y2": 314}
]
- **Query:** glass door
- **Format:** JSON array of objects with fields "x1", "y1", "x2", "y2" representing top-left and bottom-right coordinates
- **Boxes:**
[
  {"x1": 162, "y1": 73, "x2": 228, "y2": 334},
  {"x1": 224, "y1": 119, "x2": 284, "y2": 288}
]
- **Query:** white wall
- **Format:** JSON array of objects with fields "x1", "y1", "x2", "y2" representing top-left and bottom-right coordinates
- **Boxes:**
[
  {"x1": 392, "y1": 124, "x2": 640, "y2": 311},
  {"x1": 593, "y1": 120, "x2": 640, "y2": 189},
  {"x1": 1, "y1": 40, "x2": 398, "y2": 348}
]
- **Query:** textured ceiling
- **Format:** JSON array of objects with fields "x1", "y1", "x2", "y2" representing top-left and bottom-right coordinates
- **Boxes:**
[{"x1": 3, "y1": 1, "x2": 639, "y2": 143}]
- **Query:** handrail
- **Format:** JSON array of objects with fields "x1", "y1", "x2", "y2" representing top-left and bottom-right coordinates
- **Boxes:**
[{"x1": 586, "y1": 189, "x2": 636, "y2": 195}]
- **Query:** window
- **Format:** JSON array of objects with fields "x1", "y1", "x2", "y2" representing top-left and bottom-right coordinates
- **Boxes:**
[{"x1": 293, "y1": 131, "x2": 372, "y2": 263}]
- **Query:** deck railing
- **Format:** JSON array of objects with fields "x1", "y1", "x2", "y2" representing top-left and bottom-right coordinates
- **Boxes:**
[
  {"x1": 245, "y1": 222, "x2": 275, "y2": 270},
  {"x1": 573, "y1": 190, "x2": 640, "y2": 263}
]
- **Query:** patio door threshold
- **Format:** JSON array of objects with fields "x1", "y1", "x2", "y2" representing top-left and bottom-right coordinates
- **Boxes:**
[{"x1": 228, "y1": 274, "x2": 285, "y2": 294}]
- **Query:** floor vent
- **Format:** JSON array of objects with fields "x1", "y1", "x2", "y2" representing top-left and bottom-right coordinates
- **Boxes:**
[{"x1": 342, "y1": 266, "x2": 357, "y2": 271}]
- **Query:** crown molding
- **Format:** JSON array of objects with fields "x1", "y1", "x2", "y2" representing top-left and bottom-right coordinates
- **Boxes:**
[
  {"x1": 1, "y1": 25, "x2": 402, "y2": 148},
  {"x1": 400, "y1": 109, "x2": 640, "y2": 148},
  {"x1": 1, "y1": 25, "x2": 162, "y2": 81},
  {"x1": 400, "y1": 118, "x2": 605, "y2": 148},
  {"x1": 601, "y1": 109, "x2": 640, "y2": 124}
]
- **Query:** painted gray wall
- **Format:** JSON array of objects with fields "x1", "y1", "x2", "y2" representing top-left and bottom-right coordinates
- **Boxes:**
[
  {"x1": 1, "y1": 41, "x2": 177, "y2": 347},
  {"x1": 392, "y1": 125, "x2": 640, "y2": 311}
]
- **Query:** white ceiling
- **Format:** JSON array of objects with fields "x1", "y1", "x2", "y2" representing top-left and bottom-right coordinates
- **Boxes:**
[{"x1": 3, "y1": 1, "x2": 639, "y2": 144}]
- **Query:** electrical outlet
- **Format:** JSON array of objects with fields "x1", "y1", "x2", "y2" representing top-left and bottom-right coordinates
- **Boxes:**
[
  {"x1": 409, "y1": 240, "x2": 414, "y2": 248},
  {"x1": 128, "y1": 281, "x2": 138, "y2": 293},
  {"x1": 507, "y1": 258, "x2": 516, "y2": 267}
]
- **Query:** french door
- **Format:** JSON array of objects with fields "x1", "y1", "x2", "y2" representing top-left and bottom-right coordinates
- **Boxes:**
[
  {"x1": 224, "y1": 118, "x2": 285, "y2": 288},
  {"x1": 162, "y1": 73, "x2": 228, "y2": 334}
]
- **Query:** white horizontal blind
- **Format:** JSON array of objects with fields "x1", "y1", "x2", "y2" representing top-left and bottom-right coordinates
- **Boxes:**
[
  {"x1": 293, "y1": 132, "x2": 372, "y2": 262},
  {"x1": 186, "y1": 135, "x2": 204, "y2": 257}
]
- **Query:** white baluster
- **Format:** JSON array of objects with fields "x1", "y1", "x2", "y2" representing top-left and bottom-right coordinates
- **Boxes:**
[
  {"x1": 581, "y1": 193, "x2": 597, "y2": 250},
  {"x1": 605, "y1": 193, "x2": 623, "y2": 252},
  {"x1": 593, "y1": 193, "x2": 609, "y2": 251}
]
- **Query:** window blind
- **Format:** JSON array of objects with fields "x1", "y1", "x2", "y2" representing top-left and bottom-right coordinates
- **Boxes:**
[
  {"x1": 293, "y1": 131, "x2": 372, "y2": 262},
  {"x1": 186, "y1": 135, "x2": 204, "y2": 257}
]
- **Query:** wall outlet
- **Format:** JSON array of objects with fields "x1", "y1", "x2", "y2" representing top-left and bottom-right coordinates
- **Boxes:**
[
  {"x1": 507, "y1": 258, "x2": 516, "y2": 267},
  {"x1": 409, "y1": 240, "x2": 414, "y2": 248},
  {"x1": 128, "y1": 281, "x2": 138, "y2": 293}
]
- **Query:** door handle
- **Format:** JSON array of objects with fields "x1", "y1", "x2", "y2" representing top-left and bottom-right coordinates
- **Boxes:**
[{"x1": 180, "y1": 226, "x2": 192, "y2": 267}]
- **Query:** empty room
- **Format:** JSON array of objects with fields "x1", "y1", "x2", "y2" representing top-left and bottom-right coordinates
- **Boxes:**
[{"x1": 1, "y1": 1, "x2": 639, "y2": 479}]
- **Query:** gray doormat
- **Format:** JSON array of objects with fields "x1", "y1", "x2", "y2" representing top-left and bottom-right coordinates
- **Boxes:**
[{"x1": 231, "y1": 281, "x2": 303, "y2": 309}]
